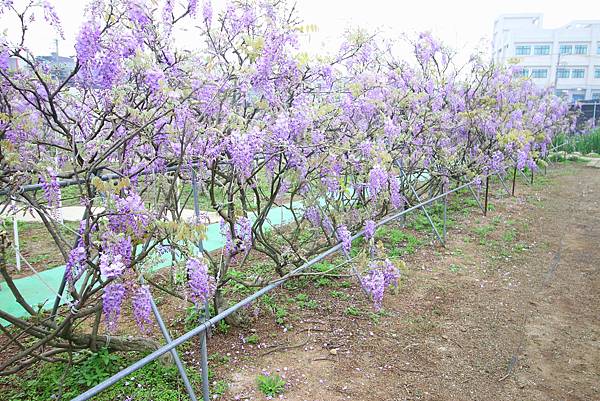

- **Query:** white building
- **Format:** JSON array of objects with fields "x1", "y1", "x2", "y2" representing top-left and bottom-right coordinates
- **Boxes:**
[{"x1": 492, "y1": 14, "x2": 600, "y2": 102}]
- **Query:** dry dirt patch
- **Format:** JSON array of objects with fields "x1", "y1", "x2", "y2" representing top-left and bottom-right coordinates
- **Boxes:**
[{"x1": 216, "y1": 164, "x2": 600, "y2": 401}]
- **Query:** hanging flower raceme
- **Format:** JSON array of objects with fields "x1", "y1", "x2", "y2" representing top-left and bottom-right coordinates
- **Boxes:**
[
  {"x1": 364, "y1": 220, "x2": 376, "y2": 241},
  {"x1": 40, "y1": 167, "x2": 62, "y2": 220},
  {"x1": 221, "y1": 216, "x2": 253, "y2": 256},
  {"x1": 102, "y1": 283, "x2": 127, "y2": 333},
  {"x1": 108, "y1": 192, "x2": 150, "y2": 239},
  {"x1": 336, "y1": 225, "x2": 352, "y2": 257},
  {"x1": 132, "y1": 285, "x2": 153, "y2": 333},
  {"x1": 99, "y1": 234, "x2": 133, "y2": 279},
  {"x1": 186, "y1": 257, "x2": 216, "y2": 307},
  {"x1": 368, "y1": 165, "x2": 388, "y2": 202},
  {"x1": 66, "y1": 245, "x2": 86, "y2": 283},
  {"x1": 361, "y1": 259, "x2": 401, "y2": 310},
  {"x1": 235, "y1": 217, "x2": 253, "y2": 254},
  {"x1": 304, "y1": 206, "x2": 321, "y2": 227}
]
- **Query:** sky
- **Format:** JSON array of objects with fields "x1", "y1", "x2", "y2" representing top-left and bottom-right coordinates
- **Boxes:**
[{"x1": 3, "y1": 0, "x2": 599, "y2": 58}]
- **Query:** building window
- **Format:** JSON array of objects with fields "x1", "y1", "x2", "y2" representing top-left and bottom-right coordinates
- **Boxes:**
[
  {"x1": 515, "y1": 45, "x2": 531, "y2": 55},
  {"x1": 572, "y1": 94, "x2": 585, "y2": 102},
  {"x1": 531, "y1": 68, "x2": 548, "y2": 78},
  {"x1": 595, "y1": 68, "x2": 600, "y2": 79},
  {"x1": 574, "y1": 45, "x2": 588, "y2": 55},
  {"x1": 556, "y1": 68, "x2": 570, "y2": 78},
  {"x1": 592, "y1": 92, "x2": 600, "y2": 100},
  {"x1": 572, "y1": 68, "x2": 585, "y2": 78},
  {"x1": 533, "y1": 45, "x2": 550, "y2": 55},
  {"x1": 559, "y1": 44, "x2": 572, "y2": 55},
  {"x1": 597, "y1": 44, "x2": 600, "y2": 54},
  {"x1": 514, "y1": 67, "x2": 529, "y2": 77}
]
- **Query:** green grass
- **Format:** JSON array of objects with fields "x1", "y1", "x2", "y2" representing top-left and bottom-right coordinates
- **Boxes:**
[
  {"x1": 0, "y1": 348, "x2": 210, "y2": 401},
  {"x1": 345, "y1": 306, "x2": 361, "y2": 316},
  {"x1": 377, "y1": 227, "x2": 423, "y2": 256},
  {"x1": 256, "y1": 373, "x2": 285, "y2": 397},
  {"x1": 552, "y1": 129, "x2": 600, "y2": 155}
]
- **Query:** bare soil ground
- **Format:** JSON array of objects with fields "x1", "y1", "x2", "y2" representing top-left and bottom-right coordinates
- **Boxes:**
[{"x1": 208, "y1": 163, "x2": 600, "y2": 401}]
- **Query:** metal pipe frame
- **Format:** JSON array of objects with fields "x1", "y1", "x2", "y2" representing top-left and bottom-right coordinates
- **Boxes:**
[
  {"x1": 5, "y1": 148, "x2": 563, "y2": 401},
  {"x1": 0, "y1": 164, "x2": 192, "y2": 196},
  {"x1": 149, "y1": 294, "x2": 198, "y2": 401},
  {"x1": 70, "y1": 175, "x2": 497, "y2": 401},
  {"x1": 398, "y1": 169, "x2": 445, "y2": 247},
  {"x1": 190, "y1": 168, "x2": 211, "y2": 401},
  {"x1": 495, "y1": 173, "x2": 512, "y2": 197},
  {"x1": 467, "y1": 184, "x2": 485, "y2": 213},
  {"x1": 484, "y1": 176, "x2": 490, "y2": 216}
]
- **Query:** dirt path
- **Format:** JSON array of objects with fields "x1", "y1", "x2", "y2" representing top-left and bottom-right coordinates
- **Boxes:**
[{"x1": 220, "y1": 164, "x2": 600, "y2": 401}]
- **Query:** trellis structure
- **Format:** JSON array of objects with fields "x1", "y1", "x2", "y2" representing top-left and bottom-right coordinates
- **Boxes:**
[
  {"x1": 68, "y1": 167, "x2": 534, "y2": 401},
  {"x1": 1, "y1": 148, "x2": 557, "y2": 401}
]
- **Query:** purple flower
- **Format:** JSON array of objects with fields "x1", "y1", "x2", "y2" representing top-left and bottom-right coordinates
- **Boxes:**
[
  {"x1": 75, "y1": 20, "x2": 101, "y2": 65},
  {"x1": 389, "y1": 177, "x2": 405, "y2": 210},
  {"x1": 0, "y1": 44, "x2": 9, "y2": 72},
  {"x1": 145, "y1": 68, "x2": 164, "y2": 93},
  {"x1": 221, "y1": 217, "x2": 253, "y2": 256},
  {"x1": 368, "y1": 165, "x2": 388, "y2": 201},
  {"x1": 66, "y1": 246, "x2": 86, "y2": 283},
  {"x1": 99, "y1": 252, "x2": 126, "y2": 279},
  {"x1": 361, "y1": 268, "x2": 384, "y2": 310},
  {"x1": 336, "y1": 225, "x2": 352, "y2": 257},
  {"x1": 364, "y1": 219, "x2": 376, "y2": 241},
  {"x1": 489, "y1": 150, "x2": 504, "y2": 172},
  {"x1": 126, "y1": 0, "x2": 152, "y2": 27},
  {"x1": 40, "y1": 167, "x2": 61, "y2": 219},
  {"x1": 304, "y1": 206, "x2": 321, "y2": 227},
  {"x1": 361, "y1": 259, "x2": 400, "y2": 310},
  {"x1": 186, "y1": 257, "x2": 216, "y2": 307},
  {"x1": 516, "y1": 149, "x2": 528, "y2": 170},
  {"x1": 236, "y1": 217, "x2": 253, "y2": 253},
  {"x1": 188, "y1": 0, "x2": 198, "y2": 15},
  {"x1": 381, "y1": 259, "x2": 400, "y2": 288},
  {"x1": 132, "y1": 285, "x2": 153, "y2": 333},
  {"x1": 108, "y1": 192, "x2": 149, "y2": 239},
  {"x1": 202, "y1": 0, "x2": 212, "y2": 24},
  {"x1": 102, "y1": 283, "x2": 126, "y2": 332}
]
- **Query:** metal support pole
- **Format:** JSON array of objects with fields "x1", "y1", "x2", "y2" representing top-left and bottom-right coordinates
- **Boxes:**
[
  {"x1": 191, "y1": 168, "x2": 211, "y2": 401},
  {"x1": 442, "y1": 194, "x2": 447, "y2": 243},
  {"x1": 495, "y1": 173, "x2": 511, "y2": 197},
  {"x1": 484, "y1": 176, "x2": 490, "y2": 216},
  {"x1": 467, "y1": 184, "x2": 485, "y2": 213},
  {"x1": 149, "y1": 295, "x2": 198, "y2": 401},
  {"x1": 11, "y1": 201, "x2": 21, "y2": 272},
  {"x1": 511, "y1": 167, "x2": 517, "y2": 196},
  {"x1": 401, "y1": 172, "x2": 445, "y2": 247},
  {"x1": 518, "y1": 168, "x2": 530, "y2": 184},
  {"x1": 51, "y1": 207, "x2": 91, "y2": 320}
]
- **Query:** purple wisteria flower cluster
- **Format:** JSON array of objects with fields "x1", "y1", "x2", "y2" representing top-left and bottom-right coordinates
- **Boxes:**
[
  {"x1": 186, "y1": 257, "x2": 216, "y2": 307},
  {"x1": 361, "y1": 259, "x2": 401, "y2": 310}
]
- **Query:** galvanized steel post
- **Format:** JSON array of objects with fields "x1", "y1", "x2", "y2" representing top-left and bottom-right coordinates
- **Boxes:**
[
  {"x1": 442, "y1": 194, "x2": 447, "y2": 243},
  {"x1": 511, "y1": 167, "x2": 517, "y2": 196},
  {"x1": 149, "y1": 295, "x2": 198, "y2": 401},
  {"x1": 191, "y1": 168, "x2": 211, "y2": 401},
  {"x1": 484, "y1": 176, "x2": 490, "y2": 216}
]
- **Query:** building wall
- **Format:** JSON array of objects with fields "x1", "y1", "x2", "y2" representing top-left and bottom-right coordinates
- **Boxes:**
[{"x1": 493, "y1": 14, "x2": 600, "y2": 102}]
